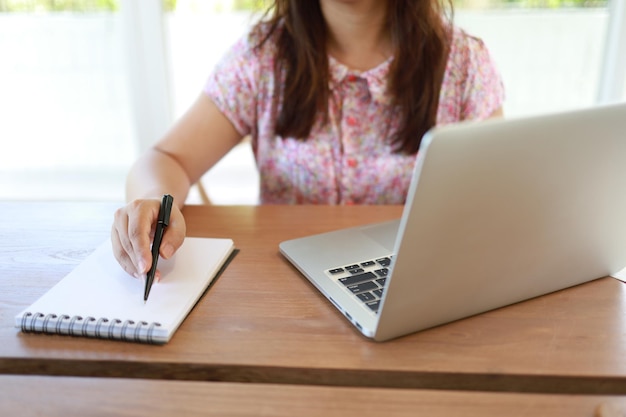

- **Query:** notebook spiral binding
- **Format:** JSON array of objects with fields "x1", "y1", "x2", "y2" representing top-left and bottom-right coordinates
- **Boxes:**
[{"x1": 19, "y1": 312, "x2": 162, "y2": 344}]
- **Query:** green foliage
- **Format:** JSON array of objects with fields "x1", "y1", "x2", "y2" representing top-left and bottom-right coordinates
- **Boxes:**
[
  {"x1": 460, "y1": 0, "x2": 607, "y2": 7},
  {"x1": 232, "y1": 0, "x2": 267, "y2": 11},
  {"x1": 0, "y1": 0, "x2": 177, "y2": 12},
  {"x1": 163, "y1": 0, "x2": 176, "y2": 12},
  {"x1": 0, "y1": 0, "x2": 118, "y2": 12},
  {"x1": 0, "y1": 0, "x2": 607, "y2": 12}
]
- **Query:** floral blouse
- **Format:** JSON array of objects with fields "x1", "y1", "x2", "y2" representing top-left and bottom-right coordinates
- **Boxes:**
[{"x1": 205, "y1": 25, "x2": 505, "y2": 204}]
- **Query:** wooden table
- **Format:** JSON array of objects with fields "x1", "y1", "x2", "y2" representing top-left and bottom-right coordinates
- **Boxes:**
[
  {"x1": 2, "y1": 374, "x2": 625, "y2": 417},
  {"x1": 1, "y1": 202, "x2": 626, "y2": 394}
]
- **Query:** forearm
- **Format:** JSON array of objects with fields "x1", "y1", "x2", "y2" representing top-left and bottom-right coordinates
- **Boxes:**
[{"x1": 125, "y1": 147, "x2": 192, "y2": 209}]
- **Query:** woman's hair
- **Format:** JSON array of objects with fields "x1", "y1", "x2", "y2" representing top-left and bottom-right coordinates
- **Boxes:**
[{"x1": 255, "y1": 0, "x2": 453, "y2": 154}]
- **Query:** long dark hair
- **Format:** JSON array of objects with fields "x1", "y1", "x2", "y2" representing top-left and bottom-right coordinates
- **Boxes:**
[{"x1": 255, "y1": 0, "x2": 453, "y2": 154}]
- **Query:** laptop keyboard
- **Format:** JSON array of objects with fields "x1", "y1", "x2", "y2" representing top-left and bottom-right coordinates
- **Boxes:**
[{"x1": 326, "y1": 256, "x2": 393, "y2": 313}]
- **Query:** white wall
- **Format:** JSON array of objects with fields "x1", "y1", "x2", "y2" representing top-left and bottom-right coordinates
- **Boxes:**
[
  {"x1": 0, "y1": 14, "x2": 135, "y2": 171},
  {"x1": 456, "y1": 9, "x2": 608, "y2": 117}
]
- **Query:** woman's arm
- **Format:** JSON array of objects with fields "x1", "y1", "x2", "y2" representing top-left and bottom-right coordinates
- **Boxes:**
[
  {"x1": 489, "y1": 107, "x2": 504, "y2": 118},
  {"x1": 112, "y1": 93, "x2": 243, "y2": 279}
]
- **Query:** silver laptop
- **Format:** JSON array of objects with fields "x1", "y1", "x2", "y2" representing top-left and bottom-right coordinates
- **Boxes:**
[{"x1": 279, "y1": 102, "x2": 626, "y2": 342}]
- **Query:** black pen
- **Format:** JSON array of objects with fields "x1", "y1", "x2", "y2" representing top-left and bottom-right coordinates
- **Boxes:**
[{"x1": 144, "y1": 194, "x2": 174, "y2": 302}]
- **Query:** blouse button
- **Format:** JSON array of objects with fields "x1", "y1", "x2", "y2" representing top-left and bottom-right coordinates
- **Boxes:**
[
  {"x1": 346, "y1": 74, "x2": 358, "y2": 82},
  {"x1": 347, "y1": 158, "x2": 358, "y2": 168}
]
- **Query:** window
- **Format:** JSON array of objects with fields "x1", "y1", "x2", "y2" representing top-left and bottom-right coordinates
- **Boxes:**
[
  {"x1": 455, "y1": 0, "x2": 612, "y2": 116},
  {"x1": 1, "y1": 0, "x2": 623, "y2": 202},
  {"x1": 0, "y1": 0, "x2": 133, "y2": 200}
]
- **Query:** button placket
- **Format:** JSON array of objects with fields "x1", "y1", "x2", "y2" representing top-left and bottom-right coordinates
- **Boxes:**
[{"x1": 340, "y1": 74, "x2": 368, "y2": 204}]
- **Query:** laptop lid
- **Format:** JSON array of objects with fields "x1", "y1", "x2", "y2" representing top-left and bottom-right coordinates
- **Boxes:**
[{"x1": 280, "y1": 102, "x2": 626, "y2": 342}]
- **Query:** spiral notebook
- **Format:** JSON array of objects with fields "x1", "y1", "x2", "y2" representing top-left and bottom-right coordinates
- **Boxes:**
[{"x1": 15, "y1": 237, "x2": 235, "y2": 344}]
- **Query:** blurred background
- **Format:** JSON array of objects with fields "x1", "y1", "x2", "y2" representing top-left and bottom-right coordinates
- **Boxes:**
[{"x1": 1, "y1": 0, "x2": 624, "y2": 204}]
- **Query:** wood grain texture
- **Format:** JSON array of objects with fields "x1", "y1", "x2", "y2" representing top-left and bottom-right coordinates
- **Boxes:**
[
  {"x1": 2, "y1": 202, "x2": 626, "y2": 394},
  {"x1": 1, "y1": 375, "x2": 626, "y2": 417}
]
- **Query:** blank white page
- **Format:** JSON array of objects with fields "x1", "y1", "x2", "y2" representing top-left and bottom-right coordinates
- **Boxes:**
[{"x1": 15, "y1": 237, "x2": 235, "y2": 343}]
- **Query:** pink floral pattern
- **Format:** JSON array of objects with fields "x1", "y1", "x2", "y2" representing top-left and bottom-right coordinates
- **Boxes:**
[{"x1": 205, "y1": 26, "x2": 505, "y2": 204}]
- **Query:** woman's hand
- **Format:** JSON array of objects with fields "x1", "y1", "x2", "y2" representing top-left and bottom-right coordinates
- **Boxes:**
[
  {"x1": 111, "y1": 94, "x2": 242, "y2": 279},
  {"x1": 111, "y1": 198, "x2": 186, "y2": 280}
]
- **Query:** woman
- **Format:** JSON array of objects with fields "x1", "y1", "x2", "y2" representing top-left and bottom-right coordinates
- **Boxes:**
[{"x1": 112, "y1": 0, "x2": 505, "y2": 279}]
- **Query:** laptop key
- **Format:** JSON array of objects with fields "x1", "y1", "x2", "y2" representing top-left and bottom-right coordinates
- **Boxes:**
[
  {"x1": 338, "y1": 271, "x2": 376, "y2": 286},
  {"x1": 347, "y1": 281, "x2": 378, "y2": 294},
  {"x1": 376, "y1": 258, "x2": 391, "y2": 267},
  {"x1": 366, "y1": 300, "x2": 380, "y2": 312},
  {"x1": 374, "y1": 268, "x2": 388, "y2": 277},
  {"x1": 356, "y1": 292, "x2": 376, "y2": 302},
  {"x1": 328, "y1": 268, "x2": 344, "y2": 274}
]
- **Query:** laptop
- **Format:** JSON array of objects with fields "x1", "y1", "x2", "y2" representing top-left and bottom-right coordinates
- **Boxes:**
[{"x1": 279, "y1": 102, "x2": 626, "y2": 342}]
